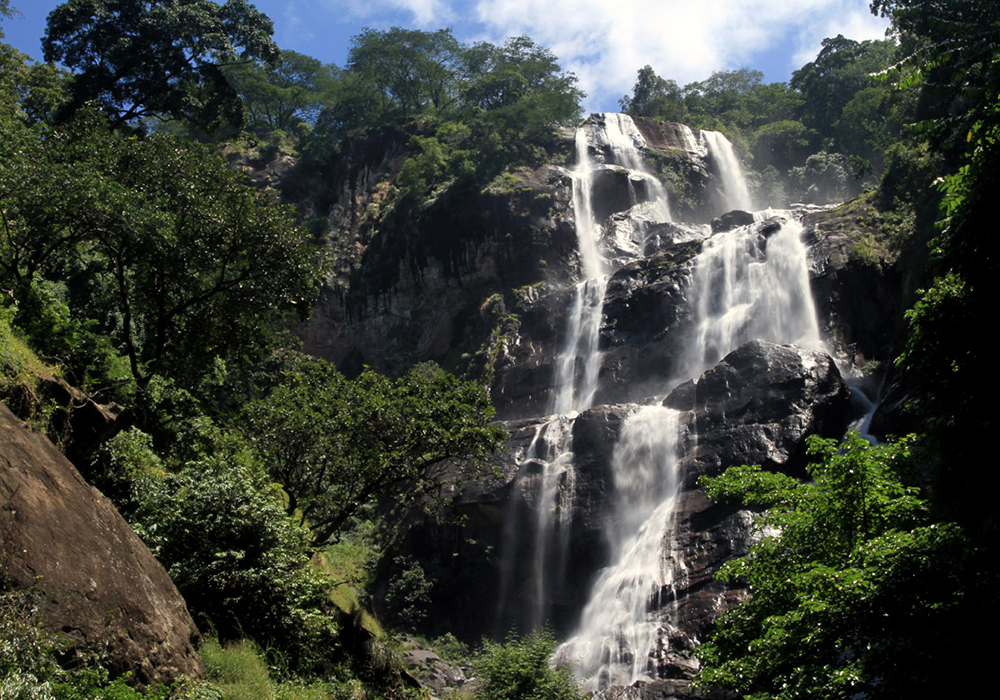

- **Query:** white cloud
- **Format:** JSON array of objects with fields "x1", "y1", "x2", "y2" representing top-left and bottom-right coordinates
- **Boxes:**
[
  {"x1": 791, "y1": 1, "x2": 893, "y2": 68},
  {"x1": 471, "y1": 0, "x2": 890, "y2": 111}
]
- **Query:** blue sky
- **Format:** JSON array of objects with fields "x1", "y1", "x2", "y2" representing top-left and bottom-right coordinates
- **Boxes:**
[{"x1": 2, "y1": 0, "x2": 890, "y2": 112}]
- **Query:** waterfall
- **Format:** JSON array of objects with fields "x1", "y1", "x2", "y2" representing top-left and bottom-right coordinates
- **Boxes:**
[
  {"x1": 549, "y1": 118, "x2": 824, "y2": 691},
  {"x1": 552, "y1": 277, "x2": 609, "y2": 415},
  {"x1": 496, "y1": 416, "x2": 576, "y2": 632},
  {"x1": 551, "y1": 128, "x2": 606, "y2": 415},
  {"x1": 524, "y1": 419, "x2": 577, "y2": 630},
  {"x1": 701, "y1": 130, "x2": 753, "y2": 212},
  {"x1": 596, "y1": 113, "x2": 673, "y2": 224},
  {"x1": 506, "y1": 113, "x2": 678, "y2": 633},
  {"x1": 681, "y1": 218, "x2": 822, "y2": 377},
  {"x1": 678, "y1": 124, "x2": 753, "y2": 214},
  {"x1": 556, "y1": 406, "x2": 682, "y2": 691},
  {"x1": 552, "y1": 114, "x2": 672, "y2": 414},
  {"x1": 571, "y1": 128, "x2": 603, "y2": 281}
]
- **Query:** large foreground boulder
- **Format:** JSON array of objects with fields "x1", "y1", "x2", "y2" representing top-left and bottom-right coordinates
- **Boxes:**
[{"x1": 0, "y1": 404, "x2": 202, "y2": 685}]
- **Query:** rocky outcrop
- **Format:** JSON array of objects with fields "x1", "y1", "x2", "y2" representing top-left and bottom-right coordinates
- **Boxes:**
[
  {"x1": 0, "y1": 404, "x2": 202, "y2": 685},
  {"x1": 399, "y1": 638, "x2": 472, "y2": 698},
  {"x1": 294, "y1": 116, "x2": 722, "y2": 389},
  {"x1": 662, "y1": 341, "x2": 851, "y2": 648},
  {"x1": 299, "y1": 162, "x2": 581, "y2": 379},
  {"x1": 668, "y1": 339, "x2": 853, "y2": 480},
  {"x1": 802, "y1": 201, "x2": 906, "y2": 373}
]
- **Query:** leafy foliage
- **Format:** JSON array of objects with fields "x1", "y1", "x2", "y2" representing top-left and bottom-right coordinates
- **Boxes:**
[
  {"x1": 619, "y1": 65, "x2": 686, "y2": 121},
  {"x1": 0, "y1": 111, "x2": 323, "y2": 392},
  {"x1": 873, "y1": 0, "x2": 1000, "y2": 533},
  {"x1": 222, "y1": 49, "x2": 335, "y2": 134},
  {"x1": 241, "y1": 358, "x2": 506, "y2": 546},
  {"x1": 133, "y1": 448, "x2": 338, "y2": 673},
  {"x1": 474, "y1": 629, "x2": 579, "y2": 700},
  {"x1": 43, "y1": 0, "x2": 279, "y2": 130},
  {"x1": 696, "y1": 432, "x2": 969, "y2": 699}
]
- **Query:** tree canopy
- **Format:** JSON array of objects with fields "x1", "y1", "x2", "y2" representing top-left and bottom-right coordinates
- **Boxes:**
[
  {"x1": 222, "y1": 49, "x2": 335, "y2": 133},
  {"x1": 697, "y1": 433, "x2": 969, "y2": 699},
  {"x1": 241, "y1": 358, "x2": 507, "y2": 546},
  {"x1": 619, "y1": 65, "x2": 685, "y2": 122},
  {"x1": 43, "y1": 0, "x2": 279, "y2": 130},
  {"x1": 0, "y1": 111, "x2": 323, "y2": 391}
]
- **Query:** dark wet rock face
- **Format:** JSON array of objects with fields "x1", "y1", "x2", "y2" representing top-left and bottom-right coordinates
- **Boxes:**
[
  {"x1": 0, "y1": 404, "x2": 202, "y2": 685},
  {"x1": 398, "y1": 341, "x2": 851, "y2": 661},
  {"x1": 668, "y1": 339, "x2": 853, "y2": 481}
]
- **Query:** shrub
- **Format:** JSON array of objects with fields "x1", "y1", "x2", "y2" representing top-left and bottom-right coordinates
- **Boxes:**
[{"x1": 474, "y1": 630, "x2": 578, "y2": 700}]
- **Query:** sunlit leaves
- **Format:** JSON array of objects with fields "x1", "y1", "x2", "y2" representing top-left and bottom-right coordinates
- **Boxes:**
[
  {"x1": 43, "y1": 0, "x2": 279, "y2": 130},
  {"x1": 697, "y1": 431, "x2": 965, "y2": 699},
  {"x1": 0, "y1": 111, "x2": 324, "y2": 390}
]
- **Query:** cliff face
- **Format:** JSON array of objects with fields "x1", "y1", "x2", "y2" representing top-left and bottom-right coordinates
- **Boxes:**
[
  {"x1": 295, "y1": 113, "x2": 903, "y2": 694},
  {"x1": 0, "y1": 404, "x2": 203, "y2": 685},
  {"x1": 296, "y1": 116, "x2": 899, "y2": 416}
]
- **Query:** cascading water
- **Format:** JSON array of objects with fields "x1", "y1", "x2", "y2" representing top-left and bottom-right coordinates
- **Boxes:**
[
  {"x1": 680, "y1": 218, "x2": 822, "y2": 378},
  {"x1": 501, "y1": 114, "x2": 678, "y2": 632},
  {"x1": 496, "y1": 416, "x2": 576, "y2": 632},
  {"x1": 548, "y1": 118, "x2": 826, "y2": 691},
  {"x1": 701, "y1": 130, "x2": 753, "y2": 212},
  {"x1": 551, "y1": 128, "x2": 607, "y2": 415},
  {"x1": 556, "y1": 406, "x2": 682, "y2": 691},
  {"x1": 552, "y1": 114, "x2": 673, "y2": 414}
]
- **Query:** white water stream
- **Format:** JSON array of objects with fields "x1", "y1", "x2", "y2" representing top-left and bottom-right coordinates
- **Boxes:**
[
  {"x1": 502, "y1": 115, "x2": 822, "y2": 691},
  {"x1": 556, "y1": 406, "x2": 681, "y2": 690},
  {"x1": 701, "y1": 129, "x2": 754, "y2": 212}
]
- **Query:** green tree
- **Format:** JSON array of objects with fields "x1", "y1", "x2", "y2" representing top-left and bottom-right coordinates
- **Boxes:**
[
  {"x1": 0, "y1": 1, "x2": 17, "y2": 39},
  {"x1": 42, "y1": 0, "x2": 279, "y2": 130},
  {"x1": 133, "y1": 447, "x2": 337, "y2": 669},
  {"x1": 0, "y1": 113, "x2": 323, "y2": 390},
  {"x1": 619, "y1": 65, "x2": 686, "y2": 122},
  {"x1": 871, "y1": 0, "x2": 1000, "y2": 532},
  {"x1": 751, "y1": 119, "x2": 819, "y2": 172},
  {"x1": 240, "y1": 358, "x2": 506, "y2": 546},
  {"x1": 223, "y1": 49, "x2": 335, "y2": 133},
  {"x1": 345, "y1": 26, "x2": 465, "y2": 122},
  {"x1": 696, "y1": 432, "x2": 969, "y2": 699},
  {"x1": 790, "y1": 35, "x2": 897, "y2": 139},
  {"x1": 684, "y1": 67, "x2": 765, "y2": 129},
  {"x1": 462, "y1": 35, "x2": 583, "y2": 129}
]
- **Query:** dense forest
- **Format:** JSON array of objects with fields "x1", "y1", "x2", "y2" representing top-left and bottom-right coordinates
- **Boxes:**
[{"x1": 0, "y1": 0, "x2": 996, "y2": 698}]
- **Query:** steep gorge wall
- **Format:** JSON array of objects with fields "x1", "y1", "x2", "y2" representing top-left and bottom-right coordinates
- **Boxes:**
[
  {"x1": 295, "y1": 117, "x2": 901, "y2": 415},
  {"x1": 295, "y1": 113, "x2": 906, "y2": 694}
]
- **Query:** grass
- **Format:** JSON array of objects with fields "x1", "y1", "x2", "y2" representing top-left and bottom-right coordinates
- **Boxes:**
[
  {"x1": 314, "y1": 534, "x2": 384, "y2": 638},
  {"x1": 199, "y1": 638, "x2": 275, "y2": 700},
  {"x1": 0, "y1": 310, "x2": 60, "y2": 431},
  {"x1": 197, "y1": 638, "x2": 344, "y2": 700}
]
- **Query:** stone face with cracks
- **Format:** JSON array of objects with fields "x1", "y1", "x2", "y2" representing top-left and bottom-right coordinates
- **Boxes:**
[{"x1": 0, "y1": 404, "x2": 203, "y2": 685}]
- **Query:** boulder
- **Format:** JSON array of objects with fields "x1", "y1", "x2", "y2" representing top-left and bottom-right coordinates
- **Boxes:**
[
  {"x1": 0, "y1": 404, "x2": 202, "y2": 685},
  {"x1": 710, "y1": 209, "x2": 755, "y2": 232},
  {"x1": 399, "y1": 641, "x2": 470, "y2": 698},
  {"x1": 658, "y1": 340, "x2": 851, "y2": 648},
  {"x1": 667, "y1": 339, "x2": 852, "y2": 480}
]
